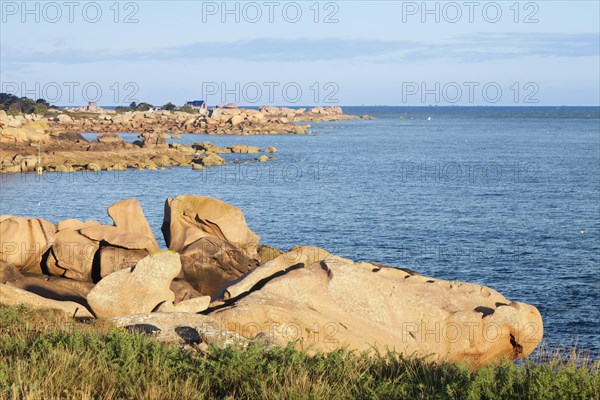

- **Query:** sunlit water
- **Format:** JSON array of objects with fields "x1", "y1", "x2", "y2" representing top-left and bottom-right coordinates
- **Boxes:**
[{"x1": 1, "y1": 106, "x2": 599, "y2": 356}]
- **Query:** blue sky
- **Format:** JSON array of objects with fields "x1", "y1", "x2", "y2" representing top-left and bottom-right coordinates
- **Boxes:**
[{"x1": 1, "y1": 1, "x2": 599, "y2": 106}]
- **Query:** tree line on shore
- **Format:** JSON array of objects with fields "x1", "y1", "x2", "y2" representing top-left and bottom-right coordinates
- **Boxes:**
[{"x1": 0, "y1": 93, "x2": 199, "y2": 115}]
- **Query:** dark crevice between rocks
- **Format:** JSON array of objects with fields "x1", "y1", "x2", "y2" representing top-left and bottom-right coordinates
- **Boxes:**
[
  {"x1": 474, "y1": 306, "x2": 495, "y2": 317},
  {"x1": 368, "y1": 262, "x2": 419, "y2": 276},
  {"x1": 202, "y1": 262, "x2": 305, "y2": 315},
  {"x1": 319, "y1": 261, "x2": 333, "y2": 281},
  {"x1": 175, "y1": 326, "x2": 202, "y2": 344},
  {"x1": 40, "y1": 248, "x2": 52, "y2": 276},
  {"x1": 91, "y1": 242, "x2": 105, "y2": 283},
  {"x1": 510, "y1": 333, "x2": 524, "y2": 357}
]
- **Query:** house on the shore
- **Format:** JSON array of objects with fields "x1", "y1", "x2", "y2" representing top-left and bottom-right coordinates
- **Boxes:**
[{"x1": 186, "y1": 100, "x2": 207, "y2": 110}]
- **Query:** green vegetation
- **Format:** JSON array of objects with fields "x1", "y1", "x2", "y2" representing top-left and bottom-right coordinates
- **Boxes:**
[
  {"x1": 162, "y1": 102, "x2": 177, "y2": 111},
  {"x1": 0, "y1": 304, "x2": 597, "y2": 400},
  {"x1": 0, "y1": 93, "x2": 56, "y2": 115}
]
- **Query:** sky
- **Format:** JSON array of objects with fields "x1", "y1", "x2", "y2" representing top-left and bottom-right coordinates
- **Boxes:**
[{"x1": 1, "y1": 0, "x2": 599, "y2": 106}]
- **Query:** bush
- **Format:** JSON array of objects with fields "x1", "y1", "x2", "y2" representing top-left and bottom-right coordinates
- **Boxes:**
[
  {"x1": 178, "y1": 104, "x2": 195, "y2": 114},
  {"x1": 161, "y1": 102, "x2": 176, "y2": 111}
]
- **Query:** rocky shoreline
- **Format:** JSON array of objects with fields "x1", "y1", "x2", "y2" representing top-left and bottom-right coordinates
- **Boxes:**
[
  {"x1": 0, "y1": 195, "x2": 544, "y2": 368},
  {"x1": 0, "y1": 105, "x2": 371, "y2": 144},
  {"x1": 0, "y1": 105, "x2": 367, "y2": 174},
  {"x1": 0, "y1": 132, "x2": 278, "y2": 173}
]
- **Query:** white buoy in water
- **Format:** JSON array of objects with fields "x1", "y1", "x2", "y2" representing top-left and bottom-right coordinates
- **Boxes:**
[{"x1": 427, "y1": 116, "x2": 432, "y2": 121}]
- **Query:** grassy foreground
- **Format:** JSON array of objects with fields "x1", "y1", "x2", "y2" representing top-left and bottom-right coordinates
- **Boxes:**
[{"x1": 0, "y1": 304, "x2": 598, "y2": 400}]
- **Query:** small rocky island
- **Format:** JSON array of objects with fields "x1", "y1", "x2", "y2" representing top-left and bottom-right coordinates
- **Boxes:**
[{"x1": 0, "y1": 195, "x2": 543, "y2": 368}]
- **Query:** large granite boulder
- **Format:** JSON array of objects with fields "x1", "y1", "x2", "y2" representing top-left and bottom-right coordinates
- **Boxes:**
[
  {"x1": 193, "y1": 142, "x2": 230, "y2": 154},
  {"x1": 228, "y1": 144, "x2": 260, "y2": 154},
  {"x1": 45, "y1": 225, "x2": 99, "y2": 282},
  {"x1": 198, "y1": 152, "x2": 225, "y2": 166},
  {"x1": 162, "y1": 195, "x2": 260, "y2": 260},
  {"x1": 178, "y1": 236, "x2": 257, "y2": 296},
  {"x1": 208, "y1": 256, "x2": 543, "y2": 368},
  {"x1": 87, "y1": 251, "x2": 181, "y2": 318},
  {"x1": 0, "y1": 216, "x2": 55, "y2": 274},
  {"x1": 107, "y1": 198, "x2": 160, "y2": 252}
]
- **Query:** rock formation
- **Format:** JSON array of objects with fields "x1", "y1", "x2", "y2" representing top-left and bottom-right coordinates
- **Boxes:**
[
  {"x1": 0, "y1": 196, "x2": 543, "y2": 367},
  {"x1": 87, "y1": 251, "x2": 181, "y2": 318}
]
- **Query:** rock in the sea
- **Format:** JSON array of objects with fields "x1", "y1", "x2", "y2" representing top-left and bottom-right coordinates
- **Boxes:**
[
  {"x1": 193, "y1": 142, "x2": 230, "y2": 154},
  {"x1": 228, "y1": 144, "x2": 260, "y2": 154},
  {"x1": 0, "y1": 216, "x2": 55, "y2": 273},
  {"x1": 208, "y1": 258, "x2": 543, "y2": 368},
  {"x1": 257, "y1": 155, "x2": 269, "y2": 162},
  {"x1": 97, "y1": 133, "x2": 124, "y2": 144},
  {"x1": 198, "y1": 152, "x2": 225, "y2": 166},
  {"x1": 179, "y1": 236, "x2": 257, "y2": 296},
  {"x1": 265, "y1": 146, "x2": 278, "y2": 153},
  {"x1": 0, "y1": 284, "x2": 93, "y2": 318},
  {"x1": 162, "y1": 195, "x2": 260, "y2": 260},
  {"x1": 87, "y1": 251, "x2": 181, "y2": 318},
  {"x1": 140, "y1": 133, "x2": 167, "y2": 148}
]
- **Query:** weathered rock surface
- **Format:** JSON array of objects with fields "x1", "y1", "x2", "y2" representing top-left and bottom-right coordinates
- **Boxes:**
[
  {"x1": 87, "y1": 251, "x2": 181, "y2": 318},
  {"x1": 209, "y1": 259, "x2": 543, "y2": 368},
  {"x1": 157, "y1": 295, "x2": 212, "y2": 314},
  {"x1": 257, "y1": 244, "x2": 285, "y2": 264},
  {"x1": 97, "y1": 133, "x2": 125, "y2": 144},
  {"x1": 162, "y1": 195, "x2": 260, "y2": 260},
  {"x1": 170, "y1": 279, "x2": 203, "y2": 302},
  {"x1": 96, "y1": 246, "x2": 149, "y2": 278},
  {"x1": 193, "y1": 142, "x2": 229, "y2": 154},
  {"x1": 8, "y1": 275, "x2": 90, "y2": 307},
  {"x1": 0, "y1": 284, "x2": 93, "y2": 318},
  {"x1": 198, "y1": 152, "x2": 225, "y2": 166},
  {"x1": 0, "y1": 262, "x2": 24, "y2": 283},
  {"x1": 217, "y1": 246, "x2": 351, "y2": 301},
  {"x1": 110, "y1": 313, "x2": 248, "y2": 346},
  {"x1": 228, "y1": 144, "x2": 260, "y2": 154},
  {"x1": 107, "y1": 198, "x2": 160, "y2": 252},
  {"x1": 179, "y1": 236, "x2": 257, "y2": 296},
  {"x1": 46, "y1": 227, "x2": 99, "y2": 281},
  {"x1": 0, "y1": 216, "x2": 55, "y2": 273}
]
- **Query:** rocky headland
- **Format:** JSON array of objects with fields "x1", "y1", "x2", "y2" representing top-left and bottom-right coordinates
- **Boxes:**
[
  {"x1": 0, "y1": 106, "x2": 369, "y2": 144},
  {"x1": 0, "y1": 195, "x2": 544, "y2": 368},
  {"x1": 0, "y1": 105, "x2": 366, "y2": 173}
]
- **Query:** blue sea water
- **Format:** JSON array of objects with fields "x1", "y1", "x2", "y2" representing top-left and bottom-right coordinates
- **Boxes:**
[{"x1": 1, "y1": 106, "x2": 599, "y2": 356}]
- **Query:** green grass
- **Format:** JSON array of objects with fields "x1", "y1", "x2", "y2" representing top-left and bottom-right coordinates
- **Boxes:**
[{"x1": 0, "y1": 304, "x2": 598, "y2": 400}]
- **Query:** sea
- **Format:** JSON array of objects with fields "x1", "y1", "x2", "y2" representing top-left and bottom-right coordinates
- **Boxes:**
[{"x1": 1, "y1": 106, "x2": 599, "y2": 357}]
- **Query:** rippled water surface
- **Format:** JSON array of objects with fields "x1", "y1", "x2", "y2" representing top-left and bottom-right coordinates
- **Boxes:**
[{"x1": 1, "y1": 106, "x2": 599, "y2": 355}]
